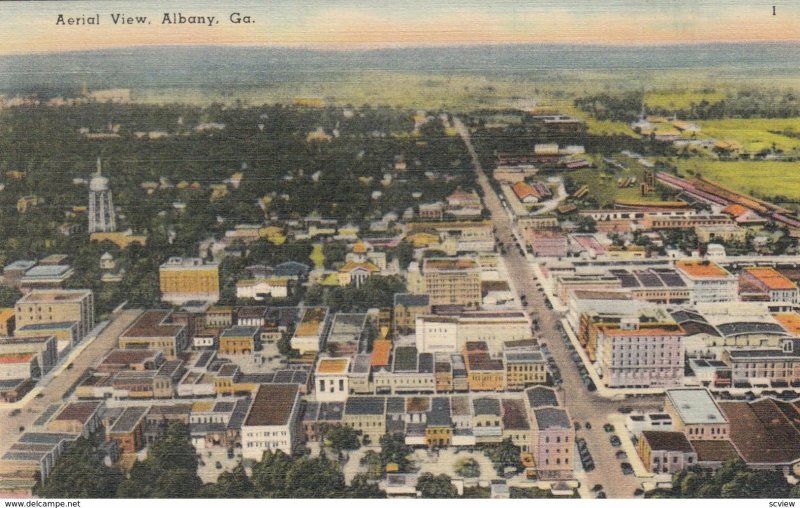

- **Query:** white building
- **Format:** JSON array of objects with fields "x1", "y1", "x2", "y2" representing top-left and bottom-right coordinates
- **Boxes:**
[
  {"x1": 675, "y1": 260, "x2": 738, "y2": 304},
  {"x1": 415, "y1": 310, "x2": 532, "y2": 355},
  {"x1": 242, "y1": 384, "x2": 301, "y2": 459},
  {"x1": 315, "y1": 358, "x2": 350, "y2": 402}
]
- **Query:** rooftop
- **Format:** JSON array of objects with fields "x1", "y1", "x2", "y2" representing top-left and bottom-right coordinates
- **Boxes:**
[
  {"x1": 345, "y1": 397, "x2": 386, "y2": 416},
  {"x1": 394, "y1": 293, "x2": 430, "y2": 307},
  {"x1": 675, "y1": 260, "x2": 731, "y2": 279},
  {"x1": 316, "y1": 358, "x2": 350, "y2": 375},
  {"x1": 526, "y1": 386, "x2": 559, "y2": 409},
  {"x1": 423, "y1": 258, "x2": 477, "y2": 272},
  {"x1": 243, "y1": 384, "x2": 299, "y2": 427},
  {"x1": 773, "y1": 313, "x2": 800, "y2": 336},
  {"x1": 719, "y1": 399, "x2": 800, "y2": 465},
  {"x1": 641, "y1": 431, "x2": 694, "y2": 453},
  {"x1": 666, "y1": 388, "x2": 727, "y2": 425},
  {"x1": 743, "y1": 267, "x2": 797, "y2": 291},
  {"x1": 534, "y1": 408, "x2": 570, "y2": 430},
  {"x1": 501, "y1": 398, "x2": 530, "y2": 430},
  {"x1": 473, "y1": 397, "x2": 501, "y2": 416},
  {"x1": 120, "y1": 310, "x2": 183, "y2": 339},
  {"x1": 53, "y1": 401, "x2": 101, "y2": 423},
  {"x1": 690, "y1": 439, "x2": 741, "y2": 463},
  {"x1": 220, "y1": 326, "x2": 259, "y2": 338},
  {"x1": 109, "y1": 407, "x2": 148, "y2": 434},
  {"x1": 17, "y1": 289, "x2": 91, "y2": 304},
  {"x1": 370, "y1": 340, "x2": 391, "y2": 367}
]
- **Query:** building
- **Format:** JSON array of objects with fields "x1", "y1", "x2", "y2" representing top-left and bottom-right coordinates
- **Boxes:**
[
  {"x1": 721, "y1": 338, "x2": 800, "y2": 385},
  {"x1": 609, "y1": 268, "x2": 692, "y2": 305},
  {"x1": 502, "y1": 398, "x2": 532, "y2": 452},
  {"x1": 342, "y1": 397, "x2": 386, "y2": 443},
  {"x1": 393, "y1": 293, "x2": 431, "y2": 336},
  {"x1": 46, "y1": 401, "x2": 103, "y2": 438},
  {"x1": 591, "y1": 309, "x2": 685, "y2": 389},
  {"x1": 291, "y1": 306, "x2": 330, "y2": 355},
  {"x1": 0, "y1": 309, "x2": 15, "y2": 336},
  {"x1": 504, "y1": 349, "x2": 547, "y2": 389},
  {"x1": 218, "y1": 326, "x2": 260, "y2": 355},
  {"x1": 422, "y1": 258, "x2": 481, "y2": 308},
  {"x1": 463, "y1": 342, "x2": 505, "y2": 392},
  {"x1": 740, "y1": 267, "x2": 799, "y2": 304},
  {"x1": 106, "y1": 406, "x2": 148, "y2": 454},
  {"x1": 531, "y1": 407, "x2": 574, "y2": 480},
  {"x1": 695, "y1": 224, "x2": 746, "y2": 244},
  {"x1": 675, "y1": 260, "x2": 738, "y2": 304},
  {"x1": 665, "y1": 388, "x2": 729, "y2": 441},
  {"x1": 19, "y1": 265, "x2": 74, "y2": 291},
  {"x1": 15, "y1": 289, "x2": 94, "y2": 342},
  {"x1": 415, "y1": 310, "x2": 532, "y2": 355},
  {"x1": 241, "y1": 384, "x2": 302, "y2": 459},
  {"x1": 315, "y1": 358, "x2": 350, "y2": 402},
  {"x1": 425, "y1": 397, "x2": 452, "y2": 448},
  {"x1": 373, "y1": 347, "x2": 436, "y2": 395},
  {"x1": 118, "y1": 310, "x2": 187, "y2": 359},
  {"x1": 159, "y1": 257, "x2": 220, "y2": 305},
  {"x1": 528, "y1": 230, "x2": 568, "y2": 258},
  {"x1": 637, "y1": 431, "x2": 698, "y2": 475},
  {"x1": 88, "y1": 159, "x2": 116, "y2": 233},
  {"x1": 235, "y1": 278, "x2": 290, "y2": 300},
  {"x1": 0, "y1": 336, "x2": 57, "y2": 378}
]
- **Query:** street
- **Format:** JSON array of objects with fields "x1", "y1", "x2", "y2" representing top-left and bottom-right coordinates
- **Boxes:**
[
  {"x1": 0, "y1": 309, "x2": 142, "y2": 457},
  {"x1": 455, "y1": 117, "x2": 660, "y2": 498}
]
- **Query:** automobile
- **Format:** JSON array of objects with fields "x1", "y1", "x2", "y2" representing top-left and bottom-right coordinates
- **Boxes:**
[
  {"x1": 35, "y1": 393, "x2": 44, "y2": 399},
  {"x1": 618, "y1": 406, "x2": 633, "y2": 414},
  {"x1": 634, "y1": 488, "x2": 645, "y2": 496},
  {"x1": 596, "y1": 492, "x2": 607, "y2": 499},
  {"x1": 615, "y1": 450, "x2": 628, "y2": 460},
  {"x1": 583, "y1": 462, "x2": 595, "y2": 472},
  {"x1": 66, "y1": 363, "x2": 74, "y2": 370},
  {"x1": 215, "y1": 461, "x2": 223, "y2": 469},
  {"x1": 9, "y1": 409, "x2": 20, "y2": 416},
  {"x1": 610, "y1": 435, "x2": 621, "y2": 447},
  {"x1": 621, "y1": 462, "x2": 633, "y2": 475},
  {"x1": 603, "y1": 423, "x2": 615, "y2": 433},
  {"x1": 227, "y1": 448, "x2": 234, "y2": 459},
  {"x1": 591, "y1": 484, "x2": 603, "y2": 492},
  {"x1": 585, "y1": 422, "x2": 592, "y2": 430},
  {"x1": 574, "y1": 421, "x2": 581, "y2": 431},
  {"x1": 18, "y1": 426, "x2": 25, "y2": 432}
]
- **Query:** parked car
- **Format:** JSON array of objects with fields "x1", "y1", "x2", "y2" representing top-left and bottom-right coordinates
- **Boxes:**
[
  {"x1": 610, "y1": 435, "x2": 621, "y2": 447},
  {"x1": 634, "y1": 488, "x2": 644, "y2": 496},
  {"x1": 591, "y1": 484, "x2": 603, "y2": 492},
  {"x1": 585, "y1": 421, "x2": 592, "y2": 430},
  {"x1": 9, "y1": 409, "x2": 20, "y2": 416},
  {"x1": 574, "y1": 421, "x2": 582, "y2": 431},
  {"x1": 618, "y1": 406, "x2": 633, "y2": 414},
  {"x1": 621, "y1": 462, "x2": 633, "y2": 475},
  {"x1": 596, "y1": 492, "x2": 607, "y2": 499},
  {"x1": 615, "y1": 450, "x2": 628, "y2": 460},
  {"x1": 215, "y1": 461, "x2": 222, "y2": 469},
  {"x1": 603, "y1": 423, "x2": 615, "y2": 433}
]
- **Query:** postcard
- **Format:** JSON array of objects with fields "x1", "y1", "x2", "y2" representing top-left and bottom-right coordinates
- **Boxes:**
[{"x1": 0, "y1": 0, "x2": 799, "y2": 504}]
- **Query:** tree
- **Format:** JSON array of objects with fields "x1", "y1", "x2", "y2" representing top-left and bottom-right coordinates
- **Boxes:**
[
  {"x1": 323, "y1": 425, "x2": 361, "y2": 453},
  {"x1": 212, "y1": 464, "x2": 255, "y2": 498},
  {"x1": 455, "y1": 457, "x2": 481, "y2": 478},
  {"x1": 346, "y1": 474, "x2": 386, "y2": 498},
  {"x1": 37, "y1": 437, "x2": 122, "y2": 498},
  {"x1": 379, "y1": 433, "x2": 413, "y2": 473},
  {"x1": 149, "y1": 422, "x2": 198, "y2": 473},
  {"x1": 0, "y1": 285, "x2": 22, "y2": 307},
  {"x1": 251, "y1": 450, "x2": 293, "y2": 497},
  {"x1": 153, "y1": 468, "x2": 203, "y2": 498},
  {"x1": 359, "y1": 450, "x2": 384, "y2": 480},
  {"x1": 480, "y1": 438, "x2": 522, "y2": 475},
  {"x1": 416, "y1": 473, "x2": 458, "y2": 498}
]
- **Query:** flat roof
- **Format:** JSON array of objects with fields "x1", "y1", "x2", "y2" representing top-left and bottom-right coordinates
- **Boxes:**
[
  {"x1": 773, "y1": 313, "x2": 800, "y2": 336},
  {"x1": 220, "y1": 326, "x2": 259, "y2": 338},
  {"x1": 53, "y1": 401, "x2": 101, "y2": 423},
  {"x1": 370, "y1": 340, "x2": 391, "y2": 367},
  {"x1": 21, "y1": 265, "x2": 71, "y2": 279},
  {"x1": 120, "y1": 310, "x2": 183, "y2": 339},
  {"x1": 501, "y1": 398, "x2": 530, "y2": 430},
  {"x1": 719, "y1": 399, "x2": 800, "y2": 465},
  {"x1": 691, "y1": 439, "x2": 741, "y2": 463},
  {"x1": 526, "y1": 386, "x2": 559, "y2": 409},
  {"x1": 17, "y1": 289, "x2": 91, "y2": 303},
  {"x1": 675, "y1": 260, "x2": 731, "y2": 279},
  {"x1": 534, "y1": 408, "x2": 570, "y2": 430},
  {"x1": 423, "y1": 258, "x2": 477, "y2": 272},
  {"x1": 666, "y1": 388, "x2": 727, "y2": 425},
  {"x1": 316, "y1": 358, "x2": 349, "y2": 375},
  {"x1": 243, "y1": 384, "x2": 298, "y2": 427},
  {"x1": 109, "y1": 407, "x2": 148, "y2": 434},
  {"x1": 743, "y1": 267, "x2": 797, "y2": 290},
  {"x1": 345, "y1": 397, "x2": 385, "y2": 416},
  {"x1": 641, "y1": 431, "x2": 694, "y2": 452}
]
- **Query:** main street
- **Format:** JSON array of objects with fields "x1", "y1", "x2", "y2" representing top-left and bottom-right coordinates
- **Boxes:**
[
  {"x1": 0, "y1": 309, "x2": 142, "y2": 457},
  {"x1": 455, "y1": 118, "x2": 660, "y2": 498}
]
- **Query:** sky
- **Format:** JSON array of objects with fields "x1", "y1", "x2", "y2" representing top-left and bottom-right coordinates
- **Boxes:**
[{"x1": 1, "y1": 0, "x2": 798, "y2": 55}]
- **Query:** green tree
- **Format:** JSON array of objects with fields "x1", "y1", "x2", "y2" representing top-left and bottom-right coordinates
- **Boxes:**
[
  {"x1": 346, "y1": 474, "x2": 386, "y2": 498},
  {"x1": 416, "y1": 473, "x2": 458, "y2": 498},
  {"x1": 455, "y1": 457, "x2": 481, "y2": 478},
  {"x1": 0, "y1": 285, "x2": 22, "y2": 307},
  {"x1": 251, "y1": 450, "x2": 293, "y2": 497},
  {"x1": 37, "y1": 437, "x2": 122, "y2": 498},
  {"x1": 379, "y1": 433, "x2": 413, "y2": 473},
  {"x1": 323, "y1": 425, "x2": 362, "y2": 453},
  {"x1": 212, "y1": 464, "x2": 255, "y2": 498},
  {"x1": 153, "y1": 468, "x2": 203, "y2": 498},
  {"x1": 149, "y1": 422, "x2": 198, "y2": 473},
  {"x1": 480, "y1": 438, "x2": 521, "y2": 474}
]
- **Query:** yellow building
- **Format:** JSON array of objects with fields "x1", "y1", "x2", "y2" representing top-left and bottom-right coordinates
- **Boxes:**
[
  {"x1": 218, "y1": 326, "x2": 260, "y2": 355},
  {"x1": 159, "y1": 257, "x2": 220, "y2": 305},
  {"x1": 423, "y1": 258, "x2": 482, "y2": 308},
  {"x1": 0, "y1": 308, "x2": 15, "y2": 336},
  {"x1": 504, "y1": 350, "x2": 548, "y2": 389},
  {"x1": 89, "y1": 231, "x2": 147, "y2": 248},
  {"x1": 464, "y1": 342, "x2": 505, "y2": 391},
  {"x1": 15, "y1": 289, "x2": 94, "y2": 342}
]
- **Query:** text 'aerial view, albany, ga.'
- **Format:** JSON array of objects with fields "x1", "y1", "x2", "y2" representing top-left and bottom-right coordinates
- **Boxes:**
[{"x1": 1, "y1": 0, "x2": 800, "y2": 504}]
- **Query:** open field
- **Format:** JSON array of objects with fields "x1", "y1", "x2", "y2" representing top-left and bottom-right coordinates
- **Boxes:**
[
  {"x1": 689, "y1": 118, "x2": 800, "y2": 152},
  {"x1": 566, "y1": 155, "x2": 664, "y2": 208},
  {"x1": 674, "y1": 159, "x2": 800, "y2": 202},
  {"x1": 644, "y1": 89, "x2": 726, "y2": 110}
]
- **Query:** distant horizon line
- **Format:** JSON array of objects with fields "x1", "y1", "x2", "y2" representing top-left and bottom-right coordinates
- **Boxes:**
[{"x1": 3, "y1": 39, "x2": 800, "y2": 57}]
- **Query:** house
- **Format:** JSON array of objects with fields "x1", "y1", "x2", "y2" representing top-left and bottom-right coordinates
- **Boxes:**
[
  {"x1": 241, "y1": 384, "x2": 302, "y2": 459},
  {"x1": 315, "y1": 358, "x2": 350, "y2": 402},
  {"x1": 637, "y1": 431, "x2": 697, "y2": 474}
]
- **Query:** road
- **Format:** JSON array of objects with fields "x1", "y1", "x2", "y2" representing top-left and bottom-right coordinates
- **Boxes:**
[
  {"x1": 455, "y1": 118, "x2": 660, "y2": 498},
  {"x1": 0, "y1": 309, "x2": 142, "y2": 457}
]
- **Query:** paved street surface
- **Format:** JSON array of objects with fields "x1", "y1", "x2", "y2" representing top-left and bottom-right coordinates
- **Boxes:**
[
  {"x1": 0, "y1": 309, "x2": 142, "y2": 457},
  {"x1": 455, "y1": 118, "x2": 659, "y2": 498}
]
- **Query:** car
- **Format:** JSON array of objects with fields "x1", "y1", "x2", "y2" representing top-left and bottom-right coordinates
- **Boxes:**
[
  {"x1": 18, "y1": 426, "x2": 25, "y2": 432},
  {"x1": 621, "y1": 462, "x2": 633, "y2": 475},
  {"x1": 35, "y1": 393, "x2": 44, "y2": 398},
  {"x1": 603, "y1": 423, "x2": 615, "y2": 432},
  {"x1": 215, "y1": 461, "x2": 223, "y2": 469},
  {"x1": 610, "y1": 435, "x2": 621, "y2": 447},
  {"x1": 66, "y1": 363, "x2": 74, "y2": 370},
  {"x1": 618, "y1": 406, "x2": 633, "y2": 414},
  {"x1": 615, "y1": 450, "x2": 628, "y2": 460},
  {"x1": 574, "y1": 421, "x2": 582, "y2": 431},
  {"x1": 584, "y1": 421, "x2": 592, "y2": 430},
  {"x1": 583, "y1": 461, "x2": 595, "y2": 472},
  {"x1": 591, "y1": 484, "x2": 603, "y2": 492},
  {"x1": 634, "y1": 488, "x2": 644, "y2": 496},
  {"x1": 596, "y1": 492, "x2": 607, "y2": 499},
  {"x1": 9, "y1": 409, "x2": 20, "y2": 416},
  {"x1": 227, "y1": 449, "x2": 234, "y2": 459}
]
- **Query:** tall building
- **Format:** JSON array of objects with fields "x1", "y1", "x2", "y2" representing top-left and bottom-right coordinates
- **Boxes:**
[
  {"x1": 15, "y1": 289, "x2": 95, "y2": 342},
  {"x1": 88, "y1": 158, "x2": 116, "y2": 233},
  {"x1": 422, "y1": 257, "x2": 481, "y2": 308},
  {"x1": 159, "y1": 257, "x2": 220, "y2": 305}
]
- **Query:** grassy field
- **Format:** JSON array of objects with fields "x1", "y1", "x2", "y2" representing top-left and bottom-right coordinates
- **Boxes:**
[
  {"x1": 567, "y1": 155, "x2": 664, "y2": 207},
  {"x1": 685, "y1": 118, "x2": 800, "y2": 153},
  {"x1": 644, "y1": 89, "x2": 726, "y2": 110},
  {"x1": 674, "y1": 159, "x2": 800, "y2": 201}
]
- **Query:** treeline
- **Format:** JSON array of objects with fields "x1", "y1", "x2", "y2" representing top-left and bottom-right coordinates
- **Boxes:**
[{"x1": 648, "y1": 460, "x2": 798, "y2": 498}]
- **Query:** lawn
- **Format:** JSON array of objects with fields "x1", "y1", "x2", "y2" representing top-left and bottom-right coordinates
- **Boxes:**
[
  {"x1": 674, "y1": 159, "x2": 800, "y2": 201},
  {"x1": 691, "y1": 118, "x2": 800, "y2": 153},
  {"x1": 567, "y1": 155, "x2": 664, "y2": 208}
]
